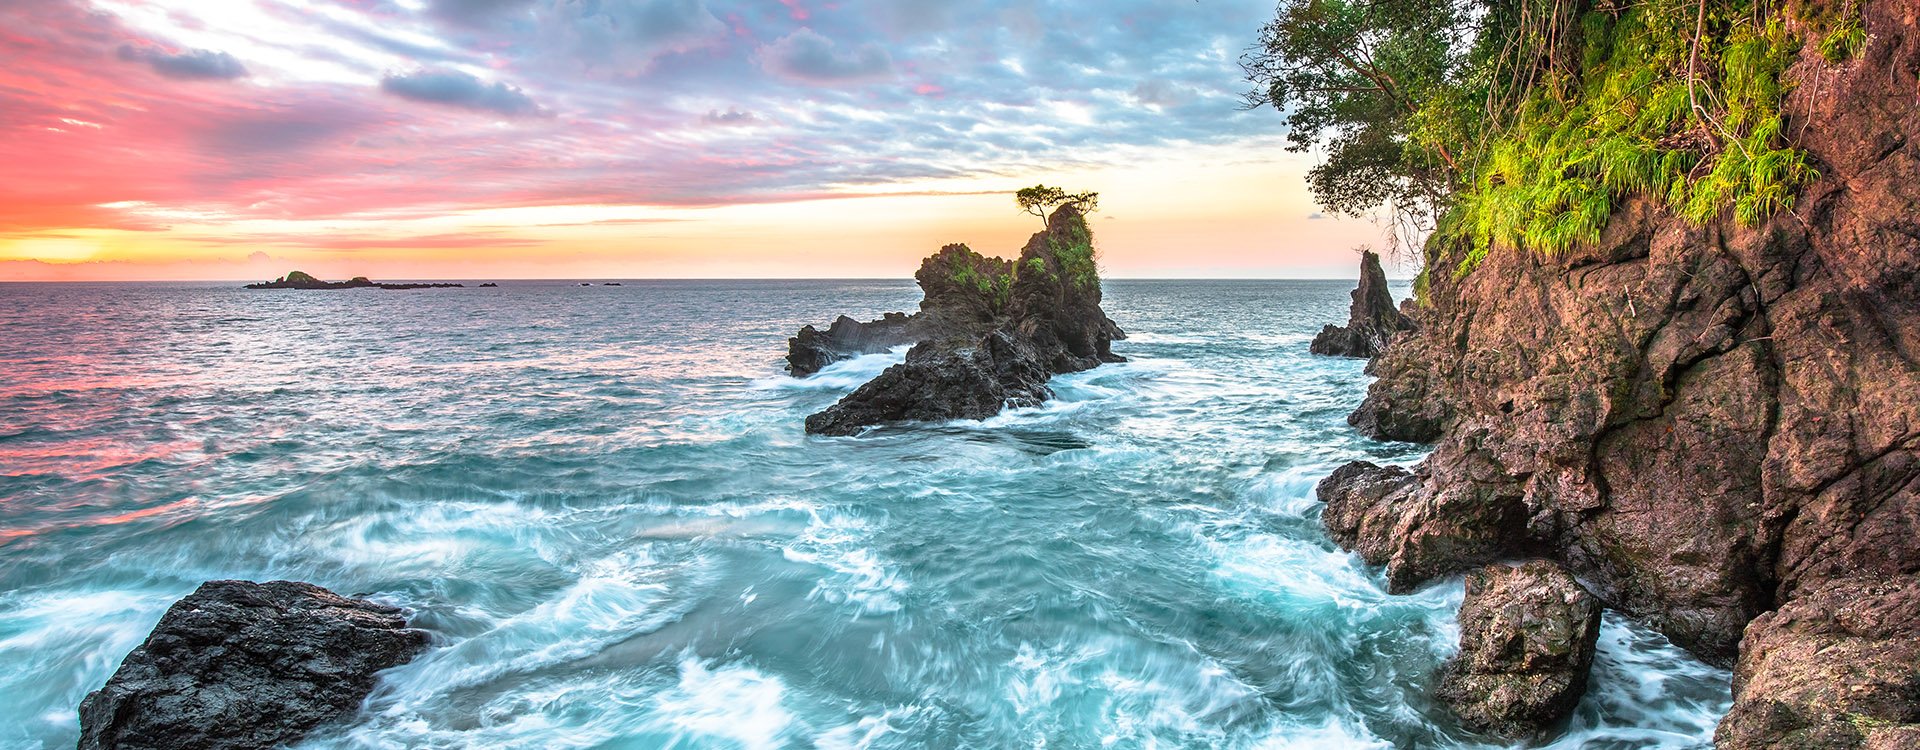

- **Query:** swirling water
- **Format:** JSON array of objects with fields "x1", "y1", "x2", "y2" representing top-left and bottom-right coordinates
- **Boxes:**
[{"x1": 0, "y1": 280, "x2": 1729, "y2": 749}]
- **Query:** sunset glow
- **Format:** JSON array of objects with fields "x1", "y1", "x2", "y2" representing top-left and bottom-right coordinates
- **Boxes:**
[{"x1": 1, "y1": 0, "x2": 1383, "y2": 281}]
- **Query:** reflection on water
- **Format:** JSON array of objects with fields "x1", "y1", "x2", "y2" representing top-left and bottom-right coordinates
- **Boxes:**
[{"x1": 0, "y1": 280, "x2": 1728, "y2": 749}]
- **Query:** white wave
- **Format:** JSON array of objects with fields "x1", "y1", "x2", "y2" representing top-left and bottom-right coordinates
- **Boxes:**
[
  {"x1": 647, "y1": 654, "x2": 798, "y2": 750},
  {"x1": 756, "y1": 346, "x2": 911, "y2": 392},
  {"x1": 780, "y1": 509, "x2": 905, "y2": 615},
  {"x1": 374, "y1": 548, "x2": 701, "y2": 705},
  {"x1": 0, "y1": 588, "x2": 176, "y2": 742}
]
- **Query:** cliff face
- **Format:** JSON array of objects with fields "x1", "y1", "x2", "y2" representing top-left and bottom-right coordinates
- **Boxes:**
[{"x1": 1324, "y1": 5, "x2": 1919, "y2": 746}]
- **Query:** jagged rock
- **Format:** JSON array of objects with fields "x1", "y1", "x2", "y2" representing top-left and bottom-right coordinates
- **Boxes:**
[
  {"x1": 1311, "y1": 249, "x2": 1414, "y2": 359},
  {"x1": 799, "y1": 206, "x2": 1124, "y2": 434},
  {"x1": 1716, "y1": 578, "x2": 1920, "y2": 750},
  {"x1": 1309, "y1": 6, "x2": 1920, "y2": 745},
  {"x1": 1436, "y1": 561, "x2": 1602, "y2": 740},
  {"x1": 785, "y1": 244, "x2": 1015, "y2": 377},
  {"x1": 804, "y1": 331, "x2": 1051, "y2": 436},
  {"x1": 1316, "y1": 459, "x2": 1527, "y2": 593},
  {"x1": 77, "y1": 580, "x2": 430, "y2": 750},
  {"x1": 787, "y1": 313, "x2": 926, "y2": 377}
]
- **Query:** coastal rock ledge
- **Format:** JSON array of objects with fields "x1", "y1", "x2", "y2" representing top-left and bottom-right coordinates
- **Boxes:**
[
  {"x1": 78, "y1": 580, "x2": 429, "y2": 750},
  {"x1": 793, "y1": 205, "x2": 1125, "y2": 435},
  {"x1": 1317, "y1": 5, "x2": 1920, "y2": 747}
]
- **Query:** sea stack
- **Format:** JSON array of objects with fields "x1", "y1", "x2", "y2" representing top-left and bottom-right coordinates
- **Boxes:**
[
  {"x1": 1310, "y1": 249, "x2": 1413, "y2": 359},
  {"x1": 794, "y1": 205, "x2": 1125, "y2": 435},
  {"x1": 77, "y1": 580, "x2": 430, "y2": 750}
]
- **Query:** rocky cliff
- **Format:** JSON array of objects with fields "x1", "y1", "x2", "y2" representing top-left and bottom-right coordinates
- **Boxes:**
[
  {"x1": 800, "y1": 205, "x2": 1125, "y2": 435},
  {"x1": 1318, "y1": 5, "x2": 1920, "y2": 746}
]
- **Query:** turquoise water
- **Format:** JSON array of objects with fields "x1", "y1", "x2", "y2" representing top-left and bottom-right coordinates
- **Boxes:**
[{"x1": 0, "y1": 280, "x2": 1728, "y2": 749}]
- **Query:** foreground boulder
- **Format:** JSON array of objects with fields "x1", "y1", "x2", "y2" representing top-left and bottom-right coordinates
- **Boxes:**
[
  {"x1": 1310, "y1": 249, "x2": 1413, "y2": 359},
  {"x1": 800, "y1": 205, "x2": 1124, "y2": 435},
  {"x1": 1436, "y1": 561, "x2": 1602, "y2": 740},
  {"x1": 78, "y1": 580, "x2": 430, "y2": 750}
]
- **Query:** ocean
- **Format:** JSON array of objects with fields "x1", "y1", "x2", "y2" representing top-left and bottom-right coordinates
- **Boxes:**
[{"x1": 0, "y1": 280, "x2": 1729, "y2": 749}]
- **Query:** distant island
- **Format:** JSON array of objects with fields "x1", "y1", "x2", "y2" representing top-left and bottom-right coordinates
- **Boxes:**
[{"x1": 244, "y1": 271, "x2": 465, "y2": 290}]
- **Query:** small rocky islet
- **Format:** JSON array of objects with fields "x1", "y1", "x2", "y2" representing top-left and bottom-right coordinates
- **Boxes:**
[
  {"x1": 788, "y1": 203, "x2": 1126, "y2": 436},
  {"x1": 244, "y1": 271, "x2": 464, "y2": 290}
]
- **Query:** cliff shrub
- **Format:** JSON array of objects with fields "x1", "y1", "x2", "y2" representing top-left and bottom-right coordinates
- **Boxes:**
[
  {"x1": 1249, "y1": 0, "x2": 1829, "y2": 281},
  {"x1": 1046, "y1": 218, "x2": 1101, "y2": 292}
]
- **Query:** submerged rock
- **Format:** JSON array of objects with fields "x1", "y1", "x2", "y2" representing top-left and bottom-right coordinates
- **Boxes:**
[
  {"x1": 1310, "y1": 250, "x2": 1413, "y2": 359},
  {"x1": 797, "y1": 205, "x2": 1124, "y2": 434},
  {"x1": 77, "y1": 580, "x2": 430, "y2": 750},
  {"x1": 1436, "y1": 561, "x2": 1602, "y2": 740}
]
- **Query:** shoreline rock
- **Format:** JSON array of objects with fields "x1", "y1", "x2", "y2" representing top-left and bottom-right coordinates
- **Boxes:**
[
  {"x1": 1312, "y1": 7, "x2": 1920, "y2": 747},
  {"x1": 1436, "y1": 561, "x2": 1602, "y2": 740},
  {"x1": 797, "y1": 206, "x2": 1124, "y2": 435},
  {"x1": 1310, "y1": 249, "x2": 1413, "y2": 359},
  {"x1": 77, "y1": 580, "x2": 429, "y2": 750}
]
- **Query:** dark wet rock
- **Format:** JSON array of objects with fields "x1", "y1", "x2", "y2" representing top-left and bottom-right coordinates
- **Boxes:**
[
  {"x1": 479, "y1": 282, "x2": 498, "y2": 287},
  {"x1": 1436, "y1": 561, "x2": 1602, "y2": 740},
  {"x1": 77, "y1": 580, "x2": 430, "y2": 750},
  {"x1": 244, "y1": 271, "x2": 461, "y2": 290},
  {"x1": 785, "y1": 244, "x2": 1029, "y2": 377},
  {"x1": 798, "y1": 205, "x2": 1124, "y2": 433},
  {"x1": 804, "y1": 331, "x2": 1051, "y2": 436},
  {"x1": 1311, "y1": 249, "x2": 1414, "y2": 359},
  {"x1": 1308, "y1": 6, "x2": 1920, "y2": 745},
  {"x1": 787, "y1": 313, "x2": 927, "y2": 377}
]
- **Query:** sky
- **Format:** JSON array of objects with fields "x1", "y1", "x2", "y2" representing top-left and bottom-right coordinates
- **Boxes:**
[{"x1": 0, "y1": 0, "x2": 1387, "y2": 281}]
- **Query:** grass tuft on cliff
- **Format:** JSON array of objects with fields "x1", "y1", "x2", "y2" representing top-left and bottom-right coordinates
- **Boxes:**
[{"x1": 1247, "y1": 0, "x2": 1852, "y2": 282}]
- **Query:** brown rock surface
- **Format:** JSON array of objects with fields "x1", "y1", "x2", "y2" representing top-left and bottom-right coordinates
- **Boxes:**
[{"x1": 1316, "y1": 5, "x2": 1920, "y2": 746}]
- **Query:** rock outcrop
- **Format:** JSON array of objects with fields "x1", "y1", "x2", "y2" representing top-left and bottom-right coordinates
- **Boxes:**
[
  {"x1": 800, "y1": 206, "x2": 1124, "y2": 435},
  {"x1": 1310, "y1": 249, "x2": 1414, "y2": 359},
  {"x1": 1715, "y1": 578, "x2": 1920, "y2": 750},
  {"x1": 1317, "y1": 6, "x2": 1920, "y2": 747},
  {"x1": 78, "y1": 580, "x2": 430, "y2": 750},
  {"x1": 245, "y1": 271, "x2": 462, "y2": 290},
  {"x1": 1436, "y1": 561, "x2": 1602, "y2": 740}
]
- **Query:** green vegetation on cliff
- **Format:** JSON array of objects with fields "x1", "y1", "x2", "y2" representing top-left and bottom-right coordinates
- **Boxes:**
[{"x1": 1246, "y1": 0, "x2": 1860, "y2": 279}]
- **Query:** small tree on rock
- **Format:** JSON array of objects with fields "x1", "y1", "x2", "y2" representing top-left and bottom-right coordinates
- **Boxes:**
[{"x1": 1016, "y1": 185, "x2": 1099, "y2": 225}]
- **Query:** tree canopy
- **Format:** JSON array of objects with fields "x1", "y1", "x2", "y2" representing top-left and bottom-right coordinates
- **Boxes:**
[
  {"x1": 1246, "y1": 0, "x2": 1831, "y2": 275},
  {"x1": 1016, "y1": 185, "x2": 1100, "y2": 224}
]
